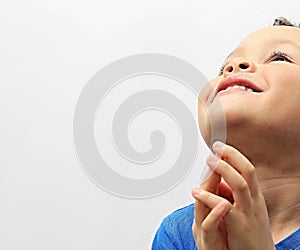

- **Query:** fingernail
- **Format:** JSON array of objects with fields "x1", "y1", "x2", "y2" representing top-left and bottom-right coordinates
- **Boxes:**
[
  {"x1": 213, "y1": 141, "x2": 225, "y2": 153},
  {"x1": 191, "y1": 188, "x2": 201, "y2": 197},
  {"x1": 206, "y1": 154, "x2": 219, "y2": 170}
]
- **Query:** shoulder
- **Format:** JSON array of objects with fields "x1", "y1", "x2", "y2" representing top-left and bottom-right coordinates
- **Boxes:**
[
  {"x1": 275, "y1": 228, "x2": 300, "y2": 250},
  {"x1": 162, "y1": 203, "x2": 195, "y2": 230},
  {"x1": 152, "y1": 203, "x2": 196, "y2": 250}
]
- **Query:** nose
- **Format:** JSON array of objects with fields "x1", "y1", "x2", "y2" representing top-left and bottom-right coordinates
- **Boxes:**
[{"x1": 223, "y1": 59, "x2": 256, "y2": 76}]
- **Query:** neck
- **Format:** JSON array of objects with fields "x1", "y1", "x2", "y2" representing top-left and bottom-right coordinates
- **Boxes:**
[
  {"x1": 227, "y1": 136, "x2": 300, "y2": 244},
  {"x1": 256, "y1": 167, "x2": 300, "y2": 243}
]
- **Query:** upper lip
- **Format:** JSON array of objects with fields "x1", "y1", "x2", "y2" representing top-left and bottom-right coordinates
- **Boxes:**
[{"x1": 215, "y1": 76, "x2": 263, "y2": 97}]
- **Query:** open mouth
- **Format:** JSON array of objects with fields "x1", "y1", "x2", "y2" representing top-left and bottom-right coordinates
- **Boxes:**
[
  {"x1": 218, "y1": 84, "x2": 261, "y2": 94},
  {"x1": 216, "y1": 77, "x2": 263, "y2": 97}
]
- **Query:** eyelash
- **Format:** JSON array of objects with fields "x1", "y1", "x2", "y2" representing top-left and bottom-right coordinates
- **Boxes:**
[
  {"x1": 218, "y1": 51, "x2": 293, "y2": 76},
  {"x1": 218, "y1": 61, "x2": 229, "y2": 76},
  {"x1": 268, "y1": 51, "x2": 293, "y2": 63}
]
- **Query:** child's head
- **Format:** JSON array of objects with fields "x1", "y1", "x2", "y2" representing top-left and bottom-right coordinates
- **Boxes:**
[{"x1": 198, "y1": 18, "x2": 300, "y2": 159}]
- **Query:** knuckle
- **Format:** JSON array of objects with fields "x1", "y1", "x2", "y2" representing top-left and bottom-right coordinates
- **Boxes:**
[
  {"x1": 247, "y1": 165, "x2": 256, "y2": 176},
  {"x1": 237, "y1": 180, "x2": 248, "y2": 191},
  {"x1": 201, "y1": 222, "x2": 210, "y2": 234},
  {"x1": 244, "y1": 165, "x2": 256, "y2": 182}
]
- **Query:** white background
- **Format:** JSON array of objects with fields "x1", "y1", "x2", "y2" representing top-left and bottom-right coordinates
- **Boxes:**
[{"x1": 1, "y1": 0, "x2": 299, "y2": 249}]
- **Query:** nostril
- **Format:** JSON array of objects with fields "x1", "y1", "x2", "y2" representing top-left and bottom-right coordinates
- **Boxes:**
[
  {"x1": 239, "y1": 63, "x2": 249, "y2": 70},
  {"x1": 227, "y1": 65, "x2": 234, "y2": 72}
]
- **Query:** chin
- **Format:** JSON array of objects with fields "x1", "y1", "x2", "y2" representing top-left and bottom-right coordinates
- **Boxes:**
[{"x1": 198, "y1": 104, "x2": 227, "y2": 149}]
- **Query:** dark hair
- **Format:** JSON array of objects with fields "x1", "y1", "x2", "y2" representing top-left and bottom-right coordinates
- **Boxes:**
[{"x1": 273, "y1": 17, "x2": 300, "y2": 27}]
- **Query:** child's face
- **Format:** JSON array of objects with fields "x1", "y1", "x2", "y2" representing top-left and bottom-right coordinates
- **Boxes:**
[{"x1": 199, "y1": 26, "x2": 300, "y2": 145}]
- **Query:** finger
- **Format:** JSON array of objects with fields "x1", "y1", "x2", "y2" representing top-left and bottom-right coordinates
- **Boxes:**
[
  {"x1": 200, "y1": 168, "x2": 221, "y2": 193},
  {"x1": 206, "y1": 154, "x2": 252, "y2": 211},
  {"x1": 192, "y1": 188, "x2": 231, "y2": 210},
  {"x1": 193, "y1": 189, "x2": 237, "y2": 231},
  {"x1": 218, "y1": 180, "x2": 234, "y2": 203},
  {"x1": 193, "y1": 170, "x2": 221, "y2": 225},
  {"x1": 201, "y1": 201, "x2": 231, "y2": 246},
  {"x1": 193, "y1": 189, "x2": 231, "y2": 248},
  {"x1": 193, "y1": 196, "x2": 210, "y2": 227},
  {"x1": 213, "y1": 141, "x2": 259, "y2": 197},
  {"x1": 202, "y1": 200, "x2": 231, "y2": 230}
]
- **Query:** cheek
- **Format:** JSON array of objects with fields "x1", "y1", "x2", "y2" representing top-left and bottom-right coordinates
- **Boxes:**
[
  {"x1": 267, "y1": 66, "x2": 300, "y2": 91},
  {"x1": 263, "y1": 68, "x2": 300, "y2": 111},
  {"x1": 261, "y1": 88, "x2": 300, "y2": 133}
]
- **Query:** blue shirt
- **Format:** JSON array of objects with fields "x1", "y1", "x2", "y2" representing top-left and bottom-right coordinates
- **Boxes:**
[{"x1": 152, "y1": 203, "x2": 300, "y2": 250}]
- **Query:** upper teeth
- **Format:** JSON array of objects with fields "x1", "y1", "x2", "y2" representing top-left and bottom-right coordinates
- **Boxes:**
[{"x1": 223, "y1": 85, "x2": 253, "y2": 92}]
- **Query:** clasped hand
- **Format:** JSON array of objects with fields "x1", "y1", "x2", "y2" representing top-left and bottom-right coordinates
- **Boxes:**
[{"x1": 192, "y1": 142, "x2": 275, "y2": 250}]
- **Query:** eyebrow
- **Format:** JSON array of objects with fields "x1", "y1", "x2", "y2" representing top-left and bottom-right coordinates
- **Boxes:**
[
  {"x1": 271, "y1": 39, "x2": 300, "y2": 51},
  {"x1": 223, "y1": 39, "x2": 300, "y2": 62}
]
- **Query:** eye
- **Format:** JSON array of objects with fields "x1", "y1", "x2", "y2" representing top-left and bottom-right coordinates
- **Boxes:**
[
  {"x1": 268, "y1": 51, "x2": 293, "y2": 63},
  {"x1": 218, "y1": 61, "x2": 229, "y2": 76}
]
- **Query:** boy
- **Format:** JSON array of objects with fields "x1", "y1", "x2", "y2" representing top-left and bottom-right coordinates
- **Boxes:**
[{"x1": 152, "y1": 17, "x2": 300, "y2": 249}]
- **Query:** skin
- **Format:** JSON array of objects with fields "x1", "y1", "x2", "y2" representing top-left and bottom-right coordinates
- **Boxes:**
[{"x1": 192, "y1": 26, "x2": 300, "y2": 249}]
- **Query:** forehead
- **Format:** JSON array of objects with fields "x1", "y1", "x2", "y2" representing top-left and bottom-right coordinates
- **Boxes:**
[{"x1": 237, "y1": 26, "x2": 300, "y2": 50}]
